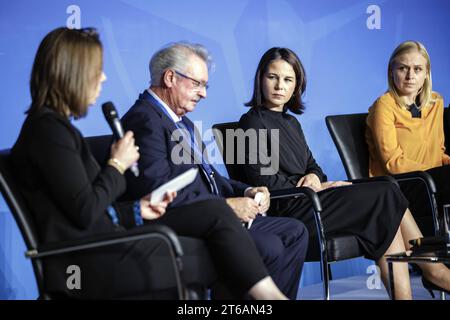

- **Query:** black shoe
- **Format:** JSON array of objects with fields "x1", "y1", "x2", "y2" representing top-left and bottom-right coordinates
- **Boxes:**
[{"x1": 421, "y1": 276, "x2": 450, "y2": 298}]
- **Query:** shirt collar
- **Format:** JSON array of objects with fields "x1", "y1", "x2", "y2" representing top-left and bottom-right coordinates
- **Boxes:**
[{"x1": 147, "y1": 88, "x2": 182, "y2": 123}]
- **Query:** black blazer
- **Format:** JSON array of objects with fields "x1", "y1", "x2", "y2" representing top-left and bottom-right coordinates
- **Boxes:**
[
  {"x1": 11, "y1": 108, "x2": 136, "y2": 245},
  {"x1": 121, "y1": 91, "x2": 250, "y2": 207},
  {"x1": 10, "y1": 108, "x2": 142, "y2": 297}
]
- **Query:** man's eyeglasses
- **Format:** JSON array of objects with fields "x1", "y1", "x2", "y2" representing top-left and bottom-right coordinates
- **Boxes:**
[{"x1": 174, "y1": 70, "x2": 209, "y2": 91}]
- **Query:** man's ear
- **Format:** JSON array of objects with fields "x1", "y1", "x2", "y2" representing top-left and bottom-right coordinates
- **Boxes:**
[{"x1": 163, "y1": 69, "x2": 176, "y2": 88}]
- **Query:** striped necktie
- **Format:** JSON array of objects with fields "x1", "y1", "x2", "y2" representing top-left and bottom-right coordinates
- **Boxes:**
[{"x1": 176, "y1": 118, "x2": 219, "y2": 195}]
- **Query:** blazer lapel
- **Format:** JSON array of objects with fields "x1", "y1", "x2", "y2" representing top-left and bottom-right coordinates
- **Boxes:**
[{"x1": 144, "y1": 98, "x2": 201, "y2": 164}]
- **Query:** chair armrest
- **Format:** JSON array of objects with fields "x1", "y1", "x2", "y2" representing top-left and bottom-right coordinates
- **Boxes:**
[
  {"x1": 269, "y1": 187, "x2": 322, "y2": 212},
  {"x1": 348, "y1": 175, "x2": 397, "y2": 185},
  {"x1": 26, "y1": 224, "x2": 183, "y2": 259},
  {"x1": 390, "y1": 171, "x2": 437, "y2": 193}
]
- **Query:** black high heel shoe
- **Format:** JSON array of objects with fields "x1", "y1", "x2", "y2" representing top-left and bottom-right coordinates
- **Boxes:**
[{"x1": 421, "y1": 276, "x2": 450, "y2": 298}]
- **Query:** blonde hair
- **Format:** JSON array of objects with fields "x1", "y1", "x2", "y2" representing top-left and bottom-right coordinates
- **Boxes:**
[{"x1": 387, "y1": 40, "x2": 434, "y2": 110}]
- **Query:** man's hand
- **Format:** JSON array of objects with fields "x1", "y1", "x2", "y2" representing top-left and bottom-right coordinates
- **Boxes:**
[
  {"x1": 244, "y1": 186, "x2": 270, "y2": 213},
  {"x1": 296, "y1": 173, "x2": 321, "y2": 192},
  {"x1": 225, "y1": 197, "x2": 259, "y2": 222},
  {"x1": 320, "y1": 180, "x2": 352, "y2": 191}
]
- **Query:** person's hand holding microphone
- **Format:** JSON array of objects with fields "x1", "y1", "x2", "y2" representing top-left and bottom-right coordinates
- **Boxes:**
[{"x1": 102, "y1": 102, "x2": 176, "y2": 220}]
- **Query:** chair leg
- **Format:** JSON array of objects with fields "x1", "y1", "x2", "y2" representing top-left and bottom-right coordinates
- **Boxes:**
[
  {"x1": 185, "y1": 285, "x2": 210, "y2": 300},
  {"x1": 186, "y1": 288, "x2": 200, "y2": 300},
  {"x1": 320, "y1": 257, "x2": 330, "y2": 300},
  {"x1": 313, "y1": 210, "x2": 330, "y2": 300}
]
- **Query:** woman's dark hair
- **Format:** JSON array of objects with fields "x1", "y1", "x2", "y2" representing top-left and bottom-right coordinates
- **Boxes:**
[
  {"x1": 27, "y1": 27, "x2": 103, "y2": 118},
  {"x1": 245, "y1": 47, "x2": 306, "y2": 114}
]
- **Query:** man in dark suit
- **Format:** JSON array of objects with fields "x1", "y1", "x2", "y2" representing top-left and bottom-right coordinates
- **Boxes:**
[{"x1": 122, "y1": 42, "x2": 308, "y2": 299}]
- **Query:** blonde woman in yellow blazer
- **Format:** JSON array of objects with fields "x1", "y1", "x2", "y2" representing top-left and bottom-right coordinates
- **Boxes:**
[{"x1": 366, "y1": 40, "x2": 450, "y2": 297}]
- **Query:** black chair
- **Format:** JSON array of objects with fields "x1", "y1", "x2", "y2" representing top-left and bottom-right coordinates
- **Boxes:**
[
  {"x1": 85, "y1": 134, "x2": 113, "y2": 166},
  {"x1": 212, "y1": 122, "x2": 380, "y2": 300},
  {"x1": 0, "y1": 147, "x2": 214, "y2": 300},
  {"x1": 325, "y1": 113, "x2": 440, "y2": 237},
  {"x1": 444, "y1": 106, "x2": 450, "y2": 154}
]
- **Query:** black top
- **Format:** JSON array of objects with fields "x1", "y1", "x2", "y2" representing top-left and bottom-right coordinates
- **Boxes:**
[
  {"x1": 238, "y1": 106, "x2": 326, "y2": 190},
  {"x1": 10, "y1": 107, "x2": 135, "y2": 245},
  {"x1": 408, "y1": 103, "x2": 422, "y2": 118},
  {"x1": 239, "y1": 107, "x2": 409, "y2": 262}
]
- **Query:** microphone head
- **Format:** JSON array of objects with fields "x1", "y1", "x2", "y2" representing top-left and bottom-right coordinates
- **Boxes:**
[
  {"x1": 102, "y1": 101, "x2": 118, "y2": 121},
  {"x1": 102, "y1": 101, "x2": 124, "y2": 138}
]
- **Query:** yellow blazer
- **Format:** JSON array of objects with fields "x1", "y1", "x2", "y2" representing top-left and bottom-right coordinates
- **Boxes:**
[{"x1": 366, "y1": 91, "x2": 449, "y2": 176}]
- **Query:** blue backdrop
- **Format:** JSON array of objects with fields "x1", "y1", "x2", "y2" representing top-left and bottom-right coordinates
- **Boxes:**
[{"x1": 1, "y1": 0, "x2": 449, "y2": 299}]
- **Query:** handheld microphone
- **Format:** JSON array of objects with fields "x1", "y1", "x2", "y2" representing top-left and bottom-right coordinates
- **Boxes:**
[{"x1": 102, "y1": 102, "x2": 139, "y2": 177}]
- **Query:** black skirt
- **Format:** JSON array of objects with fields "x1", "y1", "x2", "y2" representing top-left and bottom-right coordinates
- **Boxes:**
[{"x1": 269, "y1": 181, "x2": 408, "y2": 260}]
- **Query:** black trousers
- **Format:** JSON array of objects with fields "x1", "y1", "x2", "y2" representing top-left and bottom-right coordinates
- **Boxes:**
[
  {"x1": 45, "y1": 199, "x2": 268, "y2": 299},
  {"x1": 159, "y1": 200, "x2": 309, "y2": 299},
  {"x1": 44, "y1": 229, "x2": 217, "y2": 299},
  {"x1": 45, "y1": 199, "x2": 309, "y2": 299},
  {"x1": 150, "y1": 199, "x2": 271, "y2": 297}
]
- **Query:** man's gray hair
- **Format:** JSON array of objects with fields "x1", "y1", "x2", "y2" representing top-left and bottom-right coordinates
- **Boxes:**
[{"x1": 149, "y1": 42, "x2": 213, "y2": 86}]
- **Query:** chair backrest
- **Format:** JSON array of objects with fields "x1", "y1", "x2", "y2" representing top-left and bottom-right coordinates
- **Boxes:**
[
  {"x1": 325, "y1": 113, "x2": 369, "y2": 180},
  {"x1": 0, "y1": 136, "x2": 112, "y2": 299},
  {"x1": 444, "y1": 106, "x2": 450, "y2": 153},
  {"x1": 0, "y1": 149, "x2": 46, "y2": 295},
  {"x1": 84, "y1": 134, "x2": 113, "y2": 165},
  {"x1": 327, "y1": 107, "x2": 450, "y2": 180},
  {"x1": 212, "y1": 122, "x2": 247, "y2": 182}
]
